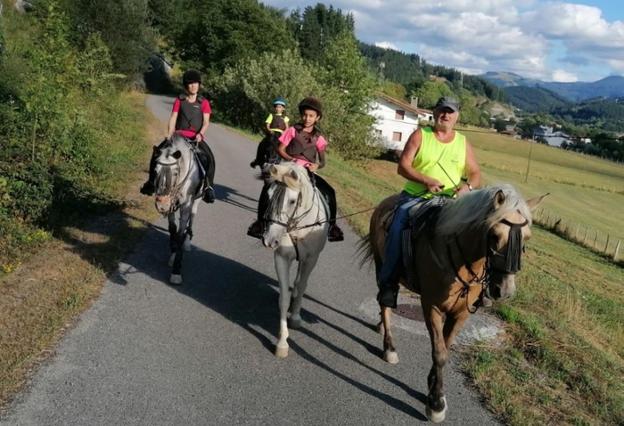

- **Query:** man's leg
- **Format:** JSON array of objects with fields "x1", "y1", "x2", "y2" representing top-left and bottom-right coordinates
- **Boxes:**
[
  {"x1": 313, "y1": 174, "x2": 344, "y2": 242},
  {"x1": 377, "y1": 194, "x2": 422, "y2": 308},
  {"x1": 197, "y1": 141, "x2": 215, "y2": 203},
  {"x1": 140, "y1": 139, "x2": 168, "y2": 195}
]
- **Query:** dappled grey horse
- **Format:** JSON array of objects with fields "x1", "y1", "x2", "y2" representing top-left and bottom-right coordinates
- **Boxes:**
[
  {"x1": 263, "y1": 163, "x2": 329, "y2": 358},
  {"x1": 153, "y1": 135, "x2": 204, "y2": 285}
]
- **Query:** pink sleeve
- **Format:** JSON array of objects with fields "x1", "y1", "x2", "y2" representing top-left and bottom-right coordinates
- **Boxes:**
[
  {"x1": 202, "y1": 99, "x2": 212, "y2": 114},
  {"x1": 316, "y1": 135, "x2": 328, "y2": 152},
  {"x1": 172, "y1": 98, "x2": 181, "y2": 113},
  {"x1": 279, "y1": 127, "x2": 296, "y2": 146}
]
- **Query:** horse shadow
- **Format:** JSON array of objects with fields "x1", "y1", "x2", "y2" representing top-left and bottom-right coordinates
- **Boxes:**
[{"x1": 106, "y1": 224, "x2": 428, "y2": 419}]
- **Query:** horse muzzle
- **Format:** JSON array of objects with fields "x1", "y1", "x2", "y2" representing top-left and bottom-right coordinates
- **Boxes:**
[
  {"x1": 155, "y1": 195, "x2": 172, "y2": 215},
  {"x1": 488, "y1": 272, "x2": 517, "y2": 300}
]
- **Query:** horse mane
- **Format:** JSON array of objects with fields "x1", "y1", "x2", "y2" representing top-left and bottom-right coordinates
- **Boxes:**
[{"x1": 435, "y1": 184, "x2": 531, "y2": 237}]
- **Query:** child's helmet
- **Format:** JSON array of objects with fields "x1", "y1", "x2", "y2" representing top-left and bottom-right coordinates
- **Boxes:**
[
  {"x1": 182, "y1": 69, "x2": 202, "y2": 86},
  {"x1": 298, "y1": 97, "x2": 322, "y2": 118},
  {"x1": 273, "y1": 96, "x2": 287, "y2": 106}
]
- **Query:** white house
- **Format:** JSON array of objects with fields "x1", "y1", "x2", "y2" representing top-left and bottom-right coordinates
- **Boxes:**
[{"x1": 370, "y1": 93, "x2": 433, "y2": 151}]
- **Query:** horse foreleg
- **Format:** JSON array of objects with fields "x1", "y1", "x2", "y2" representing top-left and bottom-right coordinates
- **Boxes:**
[
  {"x1": 289, "y1": 254, "x2": 320, "y2": 329},
  {"x1": 274, "y1": 251, "x2": 294, "y2": 358},
  {"x1": 443, "y1": 311, "x2": 469, "y2": 349},
  {"x1": 170, "y1": 207, "x2": 191, "y2": 285},
  {"x1": 167, "y1": 213, "x2": 178, "y2": 267},
  {"x1": 424, "y1": 307, "x2": 448, "y2": 423},
  {"x1": 183, "y1": 199, "x2": 200, "y2": 252},
  {"x1": 381, "y1": 306, "x2": 399, "y2": 364}
]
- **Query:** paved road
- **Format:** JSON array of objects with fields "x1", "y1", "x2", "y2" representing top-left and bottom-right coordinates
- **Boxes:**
[{"x1": 1, "y1": 95, "x2": 499, "y2": 425}]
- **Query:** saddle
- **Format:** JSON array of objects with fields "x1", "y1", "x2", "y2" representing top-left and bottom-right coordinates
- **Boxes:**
[{"x1": 382, "y1": 196, "x2": 450, "y2": 290}]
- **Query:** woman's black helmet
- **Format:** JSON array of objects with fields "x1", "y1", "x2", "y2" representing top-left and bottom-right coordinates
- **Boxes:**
[
  {"x1": 298, "y1": 97, "x2": 322, "y2": 118},
  {"x1": 182, "y1": 69, "x2": 202, "y2": 86}
]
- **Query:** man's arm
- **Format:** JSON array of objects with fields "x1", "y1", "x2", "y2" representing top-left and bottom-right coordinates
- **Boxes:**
[
  {"x1": 398, "y1": 129, "x2": 444, "y2": 193},
  {"x1": 456, "y1": 142, "x2": 481, "y2": 195}
]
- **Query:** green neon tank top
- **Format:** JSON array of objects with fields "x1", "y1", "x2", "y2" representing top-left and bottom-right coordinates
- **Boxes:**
[{"x1": 403, "y1": 127, "x2": 466, "y2": 198}]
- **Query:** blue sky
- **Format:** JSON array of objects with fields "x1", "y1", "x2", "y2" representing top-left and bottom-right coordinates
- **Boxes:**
[{"x1": 263, "y1": 0, "x2": 624, "y2": 82}]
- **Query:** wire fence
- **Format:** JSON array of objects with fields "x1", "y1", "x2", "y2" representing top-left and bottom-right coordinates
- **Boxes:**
[{"x1": 532, "y1": 208, "x2": 623, "y2": 266}]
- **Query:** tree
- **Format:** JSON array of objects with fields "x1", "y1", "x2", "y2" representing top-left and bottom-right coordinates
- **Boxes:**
[{"x1": 412, "y1": 80, "x2": 452, "y2": 109}]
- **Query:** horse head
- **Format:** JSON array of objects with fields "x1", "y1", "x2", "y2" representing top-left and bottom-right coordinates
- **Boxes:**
[
  {"x1": 485, "y1": 189, "x2": 548, "y2": 301},
  {"x1": 154, "y1": 135, "x2": 190, "y2": 214},
  {"x1": 262, "y1": 163, "x2": 313, "y2": 249}
]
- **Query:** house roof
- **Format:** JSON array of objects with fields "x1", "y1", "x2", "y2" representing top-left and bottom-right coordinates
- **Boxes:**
[{"x1": 376, "y1": 93, "x2": 433, "y2": 116}]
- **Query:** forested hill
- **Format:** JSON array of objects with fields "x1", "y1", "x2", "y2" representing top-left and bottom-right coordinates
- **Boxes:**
[
  {"x1": 358, "y1": 43, "x2": 505, "y2": 102},
  {"x1": 503, "y1": 86, "x2": 572, "y2": 113}
]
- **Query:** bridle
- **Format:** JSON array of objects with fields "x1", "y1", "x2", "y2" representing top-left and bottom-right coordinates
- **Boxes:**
[
  {"x1": 447, "y1": 213, "x2": 529, "y2": 313},
  {"x1": 155, "y1": 142, "x2": 195, "y2": 214},
  {"x1": 264, "y1": 182, "x2": 321, "y2": 233}
]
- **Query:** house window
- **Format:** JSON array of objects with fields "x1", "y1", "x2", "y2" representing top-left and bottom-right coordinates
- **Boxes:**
[
  {"x1": 392, "y1": 131, "x2": 402, "y2": 142},
  {"x1": 395, "y1": 109, "x2": 405, "y2": 120}
]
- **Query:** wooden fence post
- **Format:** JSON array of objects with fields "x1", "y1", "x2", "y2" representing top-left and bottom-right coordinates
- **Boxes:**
[
  {"x1": 614, "y1": 240, "x2": 621, "y2": 262},
  {"x1": 604, "y1": 234, "x2": 610, "y2": 254},
  {"x1": 575, "y1": 224, "x2": 580, "y2": 241},
  {"x1": 593, "y1": 231, "x2": 599, "y2": 249}
]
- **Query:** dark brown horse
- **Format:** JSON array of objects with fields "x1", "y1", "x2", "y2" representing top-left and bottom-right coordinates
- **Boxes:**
[{"x1": 361, "y1": 184, "x2": 546, "y2": 422}]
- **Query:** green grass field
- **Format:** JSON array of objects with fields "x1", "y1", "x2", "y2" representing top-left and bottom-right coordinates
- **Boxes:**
[{"x1": 320, "y1": 130, "x2": 624, "y2": 425}]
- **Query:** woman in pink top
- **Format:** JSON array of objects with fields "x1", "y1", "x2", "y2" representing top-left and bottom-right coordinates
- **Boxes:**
[
  {"x1": 247, "y1": 97, "x2": 344, "y2": 242},
  {"x1": 140, "y1": 69, "x2": 216, "y2": 203}
]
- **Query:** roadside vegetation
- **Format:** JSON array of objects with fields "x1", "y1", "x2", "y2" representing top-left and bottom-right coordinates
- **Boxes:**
[
  {"x1": 0, "y1": 1, "x2": 158, "y2": 407},
  {"x1": 319, "y1": 131, "x2": 624, "y2": 425}
]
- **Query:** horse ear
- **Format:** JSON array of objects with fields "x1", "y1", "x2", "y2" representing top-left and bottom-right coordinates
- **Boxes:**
[
  {"x1": 494, "y1": 189, "x2": 506, "y2": 208},
  {"x1": 172, "y1": 151, "x2": 182, "y2": 159},
  {"x1": 288, "y1": 169, "x2": 299, "y2": 181},
  {"x1": 526, "y1": 193, "x2": 549, "y2": 211},
  {"x1": 269, "y1": 165, "x2": 279, "y2": 178}
]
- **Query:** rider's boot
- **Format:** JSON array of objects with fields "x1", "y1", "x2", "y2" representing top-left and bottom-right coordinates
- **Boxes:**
[
  {"x1": 328, "y1": 223, "x2": 344, "y2": 242},
  {"x1": 247, "y1": 220, "x2": 264, "y2": 239},
  {"x1": 202, "y1": 176, "x2": 215, "y2": 203},
  {"x1": 140, "y1": 146, "x2": 159, "y2": 196}
]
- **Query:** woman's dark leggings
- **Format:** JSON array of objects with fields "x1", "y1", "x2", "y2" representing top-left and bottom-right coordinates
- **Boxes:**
[{"x1": 256, "y1": 172, "x2": 337, "y2": 225}]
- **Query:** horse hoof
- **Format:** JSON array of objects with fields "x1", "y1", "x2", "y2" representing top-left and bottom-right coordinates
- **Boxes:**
[
  {"x1": 170, "y1": 274, "x2": 183, "y2": 285},
  {"x1": 426, "y1": 397, "x2": 447, "y2": 423},
  {"x1": 289, "y1": 317, "x2": 302, "y2": 329},
  {"x1": 183, "y1": 239, "x2": 192, "y2": 251},
  {"x1": 275, "y1": 345, "x2": 289, "y2": 358},
  {"x1": 383, "y1": 350, "x2": 399, "y2": 364},
  {"x1": 168, "y1": 253, "x2": 176, "y2": 267}
]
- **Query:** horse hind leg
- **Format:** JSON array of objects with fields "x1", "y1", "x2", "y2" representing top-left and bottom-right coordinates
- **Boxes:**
[{"x1": 381, "y1": 306, "x2": 399, "y2": 364}]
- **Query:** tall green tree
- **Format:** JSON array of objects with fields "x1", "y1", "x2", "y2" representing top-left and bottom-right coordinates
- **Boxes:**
[{"x1": 288, "y1": 3, "x2": 355, "y2": 61}]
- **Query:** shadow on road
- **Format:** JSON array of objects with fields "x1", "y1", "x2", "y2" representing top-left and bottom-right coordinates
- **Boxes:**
[{"x1": 60, "y1": 210, "x2": 428, "y2": 420}]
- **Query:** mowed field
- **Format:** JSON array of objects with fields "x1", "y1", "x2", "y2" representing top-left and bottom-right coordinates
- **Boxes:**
[{"x1": 320, "y1": 130, "x2": 624, "y2": 425}]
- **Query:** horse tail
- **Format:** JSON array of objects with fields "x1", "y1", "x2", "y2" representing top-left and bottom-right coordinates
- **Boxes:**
[{"x1": 356, "y1": 233, "x2": 374, "y2": 269}]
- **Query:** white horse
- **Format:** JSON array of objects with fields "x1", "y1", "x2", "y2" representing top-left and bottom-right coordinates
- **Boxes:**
[
  {"x1": 153, "y1": 135, "x2": 204, "y2": 285},
  {"x1": 263, "y1": 163, "x2": 329, "y2": 358}
]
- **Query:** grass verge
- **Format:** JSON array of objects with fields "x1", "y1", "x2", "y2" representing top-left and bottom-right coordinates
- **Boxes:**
[{"x1": 0, "y1": 92, "x2": 160, "y2": 410}]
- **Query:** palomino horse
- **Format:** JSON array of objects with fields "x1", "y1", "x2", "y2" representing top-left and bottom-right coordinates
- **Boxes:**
[
  {"x1": 153, "y1": 135, "x2": 204, "y2": 285},
  {"x1": 263, "y1": 163, "x2": 329, "y2": 358},
  {"x1": 362, "y1": 185, "x2": 546, "y2": 422}
]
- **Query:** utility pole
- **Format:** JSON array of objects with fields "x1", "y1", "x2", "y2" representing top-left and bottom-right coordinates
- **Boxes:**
[{"x1": 524, "y1": 130, "x2": 535, "y2": 183}]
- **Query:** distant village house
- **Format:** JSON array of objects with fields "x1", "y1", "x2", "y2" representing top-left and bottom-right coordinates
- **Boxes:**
[
  {"x1": 369, "y1": 94, "x2": 433, "y2": 151},
  {"x1": 534, "y1": 125, "x2": 573, "y2": 147}
]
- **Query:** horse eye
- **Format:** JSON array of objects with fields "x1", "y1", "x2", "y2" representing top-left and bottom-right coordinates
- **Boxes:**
[{"x1": 289, "y1": 200, "x2": 296, "y2": 205}]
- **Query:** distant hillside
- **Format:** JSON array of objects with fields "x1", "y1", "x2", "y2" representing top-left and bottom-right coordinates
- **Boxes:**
[
  {"x1": 552, "y1": 98, "x2": 624, "y2": 132},
  {"x1": 482, "y1": 72, "x2": 624, "y2": 102},
  {"x1": 360, "y1": 43, "x2": 505, "y2": 101},
  {"x1": 503, "y1": 86, "x2": 571, "y2": 112}
]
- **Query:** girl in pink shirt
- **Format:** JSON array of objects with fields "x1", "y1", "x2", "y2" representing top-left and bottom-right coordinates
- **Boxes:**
[{"x1": 247, "y1": 97, "x2": 344, "y2": 242}]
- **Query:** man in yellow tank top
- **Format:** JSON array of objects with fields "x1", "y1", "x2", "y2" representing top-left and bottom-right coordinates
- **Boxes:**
[{"x1": 377, "y1": 97, "x2": 482, "y2": 308}]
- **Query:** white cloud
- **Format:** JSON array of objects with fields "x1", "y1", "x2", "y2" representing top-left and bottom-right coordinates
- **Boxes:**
[
  {"x1": 551, "y1": 69, "x2": 578, "y2": 82},
  {"x1": 262, "y1": 0, "x2": 624, "y2": 80},
  {"x1": 374, "y1": 41, "x2": 398, "y2": 50}
]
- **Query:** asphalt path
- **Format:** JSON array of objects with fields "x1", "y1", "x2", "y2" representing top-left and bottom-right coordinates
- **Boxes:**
[{"x1": 1, "y1": 95, "x2": 499, "y2": 425}]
